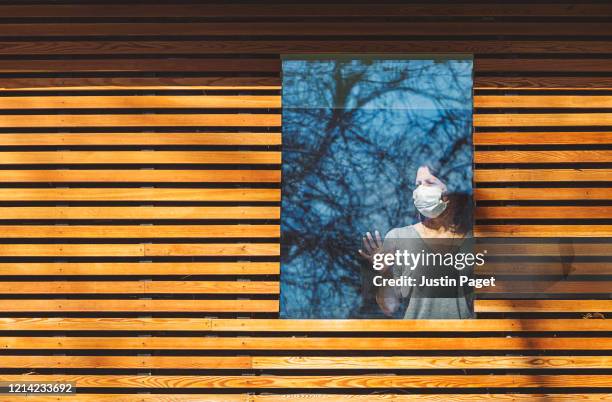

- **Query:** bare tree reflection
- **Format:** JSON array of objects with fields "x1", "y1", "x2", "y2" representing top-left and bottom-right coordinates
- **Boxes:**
[{"x1": 280, "y1": 59, "x2": 473, "y2": 318}]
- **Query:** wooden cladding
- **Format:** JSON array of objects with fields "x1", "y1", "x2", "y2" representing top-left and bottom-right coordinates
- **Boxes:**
[{"x1": 0, "y1": 1, "x2": 609, "y2": 399}]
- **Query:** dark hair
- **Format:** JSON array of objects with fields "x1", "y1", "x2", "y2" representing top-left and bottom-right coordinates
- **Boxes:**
[{"x1": 446, "y1": 192, "x2": 473, "y2": 235}]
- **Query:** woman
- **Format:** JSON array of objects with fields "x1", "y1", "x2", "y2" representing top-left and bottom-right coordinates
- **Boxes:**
[{"x1": 359, "y1": 166, "x2": 474, "y2": 319}]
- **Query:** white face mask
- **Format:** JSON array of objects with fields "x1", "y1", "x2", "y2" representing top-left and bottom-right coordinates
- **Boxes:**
[{"x1": 412, "y1": 184, "x2": 448, "y2": 218}]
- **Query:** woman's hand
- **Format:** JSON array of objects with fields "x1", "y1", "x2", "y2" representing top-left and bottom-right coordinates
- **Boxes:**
[{"x1": 358, "y1": 230, "x2": 383, "y2": 262}]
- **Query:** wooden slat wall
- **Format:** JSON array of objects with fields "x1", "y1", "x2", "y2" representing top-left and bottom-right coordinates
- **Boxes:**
[{"x1": 0, "y1": 1, "x2": 610, "y2": 400}]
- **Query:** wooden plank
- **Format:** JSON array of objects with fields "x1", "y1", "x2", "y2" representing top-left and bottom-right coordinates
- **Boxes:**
[
  {"x1": 475, "y1": 150, "x2": 612, "y2": 163},
  {"x1": 475, "y1": 300, "x2": 612, "y2": 313},
  {"x1": 1, "y1": 318, "x2": 609, "y2": 332},
  {"x1": 1, "y1": 355, "x2": 609, "y2": 370},
  {"x1": 16, "y1": 394, "x2": 612, "y2": 402},
  {"x1": 0, "y1": 244, "x2": 145, "y2": 257},
  {"x1": 0, "y1": 41, "x2": 606, "y2": 56},
  {"x1": 474, "y1": 113, "x2": 612, "y2": 127},
  {"x1": 475, "y1": 188, "x2": 611, "y2": 201},
  {"x1": 0, "y1": 374, "x2": 611, "y2": 388},
  {"x1": 475, "y1": 58, "x2": 612, "y2": 72},
  {"x1": 476, "y1": 206, "x2": 612, "y2": 219},
  {"x1": 474, "y1": 225, "x2": 612, "y2": 237},
  {"x1": 0, "y1": 188, "x2": 280, "y2": 201},
  {"x1": 0, "y1": 336, "x2": 608, "y2": 350},
  {"x1": 0, "y1": 58, "x2": 280, "y2": 73},
  {"x1": 0, "y1": 133, "x2": 281, "y2": 146},
  {"x1": 0, "y1": 206, "x2": 280, "y2": 219},
  {"x1": 476, "y1": 243, "x2": 611, "y2": 256},
  {"x1": 0, "y1": 170, "x2": 282, "y2": 183},
  {"x1": 0, "y1": 317, "x2": 213, "y2": 331},
  {"x1": 0, "y1": 355, "x2": 252, "y2": 369},
  {"x1": 0, "y1": 95, "x2": 280, "y2": 109},
  {"x1": 479, "y1": 262, "x2": 612, "y2": 276},
  {"x1": 0, "y1": 4, "x2": 607, "y2": 17},
  {"x1": 143, "y1": 243, "x2": 280, "y2": 257},
  {"x1": 252, "y1": 355, "x2": 612, "y2": 369},
  {"x1": 0, "y1": 22, "x2": 608, "y2": 37},
  {"x1": 481, "y1": 281, "x2": 612, "y2": 294},
  {"x1": 0, "y1": 151, "x2": 281, "y2": 164},
  {"x1": 0, "y1": 281, "x2": 279, "y2": 294},
  {"x1": 0, "y1": 225, "x2": 280, "y2": 238},
  {"x1": 0, "y1": 396, "x2": 246, "y2": 402},
  {"x1": 0, "y1": 114, "x2": 280, "y2": 127},
  {"x1": 474, "y1": 169, "x2": 612, "y2": 182},
  {"x1": 474, "y1": 132, "x2": 612, "y2": 145},
  {"x1": 474, "y1": 76, "x2": 612, "y2": 90},
  {"x1": 0, "y1": 243, "x2": 279, "y2": 257},
  {"x1": 252, "y1": 395, "x2": 612, "y2": 402},
  {"x1": 0, "y1": 300, "x2": 278, "y2": 313},
  {"x1": 0, "y1": 77, "x2": 282, "y2": 89},
  {"x1": 210, "y1": 319, "x2": 612, "y2": 333},
  {"x1": 475, "y1": 96, "x2": 612, "y2": 108},
  {"x1": 0, "y1": 262, "x2": 280, "y2": 276}
]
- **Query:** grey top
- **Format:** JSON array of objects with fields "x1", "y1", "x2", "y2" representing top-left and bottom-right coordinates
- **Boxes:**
[{"x1": 383, "y1": 225, "x2": 475, "y2": 319}]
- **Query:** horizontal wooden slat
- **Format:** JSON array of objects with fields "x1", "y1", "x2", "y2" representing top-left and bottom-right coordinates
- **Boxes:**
[
  {"x1": 0, "y1": 170, "x2": 281, "y2": 183},
  {"x1": 0, "y1": 281, "x2": 279, "y2": 294},
  {"x1": 0, "y1": 77, "x2": 282, "y2": 89},
  {"x1": 0, "y1": 243, "x2": 279, "y2": 257},
  {"x1": 0, "y1": 356, "x2": 251, "y2": 369},
  {"x1": 0, "y1": 22, "x2": 608, "y2": 37},
  {"x1": 0, "y1": 133, "x2": 281, "y2": 146},
  {"x1": 0, "y1": 300, "x2": 278, "y2": 313},
  {"x1": 0, "y1": 41, "x2": 607, "y2": 56},
  {"x1": 0, "y1": 4, "x2": 607, "y2": 17},
  {"x1": 481, "y1": 281, "x2": 612, "y2": 294},
  {"x1": 0, "y1": 396, "x2": 248, "y2": 402},
  {"x1": 144, "y1": 243, "x2": 280, "y2": 257},
  {"x1": 474, "y1": 132, "x2": 612, "y2": 145},
  {"x1": 475, "y1": 150, "x2": 612, "y2": 163},
  {"x1": 0, "y1": 225, "x2": 279, "y2": 238},
  {"x1": 0, "y1": 318, "x2": 609, "y2": 332},
  {"x1": 0, "y1": 188, "x2": 280, "y2": 201},
  {"x1": 0, "y1": 114, "x2": 280, "y2": 127},
  {"x1": 474, "y1": 225, "x2": 612, "y2": 237},
  {"x1": 0, "y1": 206, "x2": 280, "y2": 219},
  {"x1": 0, "y1": 58, "x2": 280, "y2": 73},
  {"x1": 0, "y1": 262, "x2": 279, "y2": 276},
  {"x1": 476, "y1": 243, "x2": 611, "y2": 256},
  {"x1": 479, "y1": 262, "x2": 612, "y2": 276},
  {"x1": 209, "y1": 319, "x2": 612, "y2": 333},
  {"x1": 252, "y1": 355, "x2": 612, "y2": 369},
  {"x1": 0, "y1": 151, "x2": 281, "y2": 164},
  {"x1": 18, "y1": 394, "x2": 612, "y2": 402},
  {"x1": 474, "y1": 76, "x2": 612, "y2": 90},
  {"x1": 252, "y1": 395, "x2": 612, "y2": 402},
  {"x1": 475, "y1": 188, "x2": 611, "y2": 201},
  {"x1": 0, "y1": 355, "x2": 608, "y2": 370},
  {"x1": 474, "y1": 113, "x2": 612, "y2": 127},
  {"x1": 475, "y1": 96, "x2": 612, "y2": 108},
  {"x1": 0, "y1": 337, "x2": 607, "y2": 350},
  {"x1": 0, "y1": 374, "x2": 610, "y2": 388},
  {"x1": 475, "y1": 58, "x2": 612, "y2": 72},
  {"x1": 0, "y1": 95, "x2": 280, "y2": 109},
  {"x1": 476, "y1": 206, "x2": 612, "y2": 219},
  {"x1": 475, "y1": 300, "x2": 612, "y2": 313},
  {"x1": 475, "y1": 169, "x2": 612, "y2": 182}
]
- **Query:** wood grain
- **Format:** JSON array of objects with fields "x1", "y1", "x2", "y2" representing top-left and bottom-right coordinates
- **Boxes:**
[
  {"x1": 0, "y1": 225, "x2": 280, "y2": 238},
  {"x1": 0, "y1": 151, "x2": 281, "y2": 164},
  {"x1": 0, "y1": 133, "x2": 281, "y2": 146},
  {"x1": 0, "y1": 206, "x2": 280, "y2": 219},
  {"x1": 0, "y1": 262, "x2": 280, "y2": 276},
  {"x1": 0, "y1": 188, "x2": 280, "y2": 201}
]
